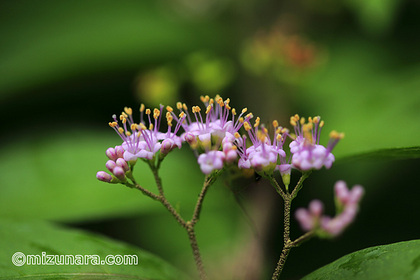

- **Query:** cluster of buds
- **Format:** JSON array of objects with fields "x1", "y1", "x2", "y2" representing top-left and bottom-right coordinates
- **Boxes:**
[
  {"x1": 96, "y1": 145, "x2": 131, "y2": 183},
  {"x1": 295, "y1": 181, "x2": 364, "y2": 237}
]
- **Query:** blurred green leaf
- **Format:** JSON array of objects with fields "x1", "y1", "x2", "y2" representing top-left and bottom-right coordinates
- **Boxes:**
[
  {"x1": 0, "y1": 0, "x2": 224, "y2": 97},
  {"x1": 0, "y1": 129, "x2": 206, "y2": 222},
  {"x1": 0, "y1": 218, "x2": 189, "y2": 279},
  {"x1": 302, "y1": 239, "x2": 420, "y2": 280},
  {"x1": 338, "y1": 146, "x2": 420, "y2": 162},
  {"x1": 299, "y1": 37, "x2": 420, "y2": 158},
  {"x1": 344, "y1": 0, "x2": 402, "y2": 35}
]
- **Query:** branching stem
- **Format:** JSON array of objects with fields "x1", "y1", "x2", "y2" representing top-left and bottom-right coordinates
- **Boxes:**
[
  {"x1": 127, "y1": 163, "x2": 221, "y2": 280},
  {"x1": 271, "y1": 172, "x2": 313, "y2": 280}
]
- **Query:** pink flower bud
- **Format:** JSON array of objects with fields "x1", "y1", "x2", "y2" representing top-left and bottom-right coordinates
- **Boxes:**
[
  {"x1": 115, "y1": 145, "x2": 125, "y2": 158},
  {"x1": 106, "y1": 147, "x2": 118, "y2": 161},
  {"x1": 334, "y1": 180, "x2": 349, "y2": 204},
  {"x1": 161, "y1": 139, "x2": 174, "y2": 154},
  {"x1": 184, "y1": 133, "x2": 197, "y2": 145},
  {"x1": 106, "y1": 160, "x2": 117, "y2": 173},
  {"x1": 309, "y1": 200, "x2": 324, "y2": 216},
  {"x1": 116, "y1": 158, "x2": 129, "y2": 172},
  {"x1": 96, "y1": 171, "x2": 112, "y2": 183},
  {"x1": 112, "y1": 166, "x2": 126, "y2": 181},
  {"x1": 349, "y1": 185, "x2": 364, "y2": 204}
]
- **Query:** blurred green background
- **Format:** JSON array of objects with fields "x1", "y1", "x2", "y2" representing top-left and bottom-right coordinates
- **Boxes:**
[{"x1": 0, "y1": 0, "x2": 419, "y2": 279}]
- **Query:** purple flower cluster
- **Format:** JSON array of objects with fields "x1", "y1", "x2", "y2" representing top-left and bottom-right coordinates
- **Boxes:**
[
  {"x1": 295, "y1": 181, "x2": 364, "y2": 237},
  {"x1": 289, "y1": 115, "x2": 343, "y2": 171},
  {"x1": 97, "y1": 96, "x2": 345, "y2": 179}
]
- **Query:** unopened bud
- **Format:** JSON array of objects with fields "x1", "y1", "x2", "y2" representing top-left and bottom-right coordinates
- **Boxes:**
[
  {"x1": 184, "y1": 133, "x2": 197, "y2": 145},
  {"x1": 96, "y1": 171, "x2": 112, "y2": 183},
  {"x1": 116, "y1": 158, "x2": 129, "y2": 172},
  {"x1": 161, "y1": 139, "x2": 174, "y2": 154},
  {"x1": 106, "y1": 147, "x2": 117, "y2": 161},
  {"x1": 106, "y1": 160, "x2": 117, "y2": 173},
  {"x1": 115, "y1": 146, "x2": 125, "y2": 158},
  {"x1": 112, "y1": 166, "x2": 126, "y2": 181}
]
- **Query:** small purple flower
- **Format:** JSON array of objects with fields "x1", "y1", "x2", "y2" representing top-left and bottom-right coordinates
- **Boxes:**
[
  {"x1": 197, "y1": 151, "x2": 225, "y2": 174},
  {"x1": 236, "y1": 119, "x2": 287, "y2": 173},
  {"x1": 289, "y1": 115, "x2": 343, "y2": 171},
  {"x1": 295, "y1": 181, "x2": 364, "y2": 237},
  {"x1": 108, "y1": 105, "x2": 185, "y2": 162}
]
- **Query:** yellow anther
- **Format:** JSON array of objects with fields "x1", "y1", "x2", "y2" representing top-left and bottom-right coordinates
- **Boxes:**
[
  {"x1": 183, "y1": 103, "x2": 188, "y2": 111},
  {"x1": 320, "y1": 120, "x2": 324, "y2": 127},
  {"x1": 225, "y1": 98, "x2": 230, "y2": 104},
  {"x1": 245, "y1": 113, "x2": 253, "y2": 119},
  {"x1": 125, "y1": 131, "x2": 132, "y2": 136},
  {"x1": 109, "y1": 122, "x2": 118, "y2": 128},
  {"x1": 145, "y1": 109, "x2": 151, "y2": 115},
  {"x1": 243, "y1": 122, "x2": 251, "y2": 131},
  {"x1": 242, "y1": 108, "x2": 248, "y2": 114},
  {"x1": 232, "y1": 145, "x2": 237, "y2": 150},
  {"x1": 209, "y1": 98, "x2": 214, "y2": 105},
  {"x1": 276, "y1": 127, "x2": 282, "y2": 134},
  {"x1": 166, "y1": 106, "x2": 173, "y2": 113},
  {"x1": 273, "y1": 120, "x2": 279, "y2": 128},
  {"x1": 179, "y1": 111, "x2": 185, "y2": 118},
  {"x1": 308, "y1": 116, "x2": 313, "y2": 123},
  {"x1": 131, "y1": 123, "x2": 138, "y2": 130},
  {"x1": 276, "y1": 134, "x2": 282, "y2": 141},
  {"x1": 200, "y1": 96, "x2": 206, "y2": 103},
  {"x1": 239, "y1": 117, "x2": 244, "y2": 123},
  {"x1": 177, "y1": 102, "x2": 183, "y2": 110},
  {"x1": 225, "y1": 104, "x2": 231, "y2": 110},
  {"x1": 300, "y1": 117, "x2": 306, "y2": 125},
  {"x1": 257, "y1": 130, "x2": 266, "y2": 142},
  {"x1": 195, "y1": 106, "x2": 201, "y2": 113},
  {"x1": 139, "y1": 123, "x2": 147, "y2": 130},
  {"x1": 330, "y1": 130, "x2": 344, "y2": 139},
  {"x1": 313, "y1": 116, "x2": 320, "y2": 124},
  {"x1": 149, "y1": 123, "x2": 154, "y2": 130},
  {"x1": 262, "y1": 127, "x2": 268, "y2": 134},
  {"x1": 153, "y1": 108, "x2": 160, "y2": 119},
  {"x1": 140, "y1": 104, "x2": 145, "y2": 112},
  {"x1": 206, "y1": 105, "x2": 212, "y2": 114},
  {"x1": 232, "y1": 108, "x2": 237, "y2": 115},
  {"x1": 254, "y1": 117, "x2": 260, "y2": 128},
  {"x1": 281, "y1": 128, "x2": 289, "y2": 134},
  {"x1": 121, "y1": 112, "x2": 128, "y2": 119},
  {"x1": 234, "y1": 132, "x2": 241, "y2": 138},
  {"x1": 118, "y1": 127, "x2": 124, "y2": 134},
  {"x1": 124, "y1": 107, "x2": 133, "y2": 115},
  {"x1": 122, "y1": 118, "x2": 127, "y2": 124}
]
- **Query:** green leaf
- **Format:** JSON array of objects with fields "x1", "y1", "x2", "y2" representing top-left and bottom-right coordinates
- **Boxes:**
[
  {"x1": 0, "y1": 218, "x2": 189, "y2": 279},
  {"x1": 302, "y1": 240, "x2": 420, "y2": 280},
  {"x1": 0, "y1": 0, "x2": 224, "y2": 97},
  {"x1": 0, "y1": 129, "x2": 204, "y2": 222},
  {"x1": 337, "y1": 146, "x2": 420, "y2": 162},
  {"x1": 298, "y1": 37, "x2": 420, "y2": 158}
]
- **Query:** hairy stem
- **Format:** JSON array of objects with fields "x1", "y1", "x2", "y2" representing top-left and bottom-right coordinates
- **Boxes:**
[
  {"x1": 271, "y1": 172, "x2": 314, "y2": 280},
  {"x1": 187, "y1": 223, "x2": 207, "y2": 280}
]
